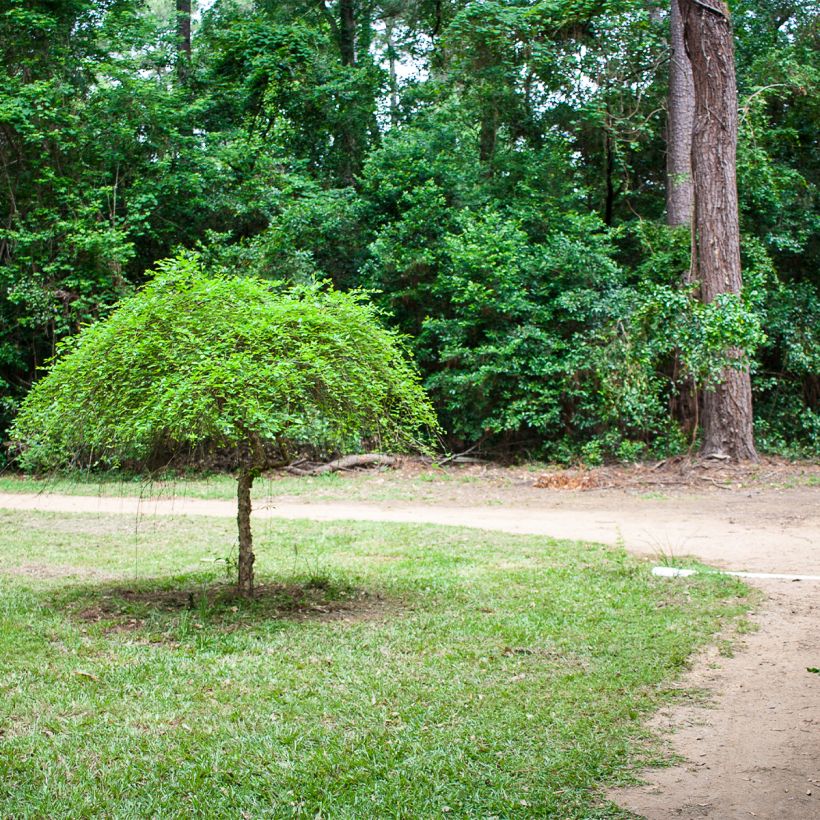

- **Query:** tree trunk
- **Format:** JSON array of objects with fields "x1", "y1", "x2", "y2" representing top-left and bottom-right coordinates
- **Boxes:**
[
  {"x1": 479, "y1": 105, "x2": 498, "y2": 168},
  {"x1": 667, "y1": 0, "x2": 698, "y2": 434},
  {"x1": 386, "y1": 19, "x2": 399, "y2": 126},
  {"x1": 666, "y1": 0, "x2": 694, "y2": 226},
  {"x1": 176, "y1": 0, "x2": 191, "y2": 60},
  {"x1": 176, "y1": 0, "x2": 192, "y2": 79},
  {"x1": 681, "y1": 0, "x2": 758, "y2": 461},
  {"x1": 237, "y1": 468, "x2": 255, "y2": 597},
  {"x1": 339, "y1": 0, "x2": 356, "y2": 66},
  {"x1": 337, "y1": 0, "x2": 358, "y2": 185},
  {"x1": 604, "y1": 125, "x2": 615, "y2": 226}
]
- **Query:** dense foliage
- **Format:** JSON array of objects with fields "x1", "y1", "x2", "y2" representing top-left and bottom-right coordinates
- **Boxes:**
[
  {"x1": 2, "y1": 0, "x2": 818, "y2": 462},
  {"x1": 10, "y1": 256, "x2": 437, "y2": 471}
]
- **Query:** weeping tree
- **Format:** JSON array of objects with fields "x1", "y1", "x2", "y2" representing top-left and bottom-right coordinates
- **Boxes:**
[{"x1": 11, "y1": 255, "x2": 438, "y2": 596}]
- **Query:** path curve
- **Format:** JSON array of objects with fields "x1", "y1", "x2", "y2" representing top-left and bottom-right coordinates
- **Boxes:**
[
  {"x1": 0, "y1": 491, "x2": 817, "y2": 575},
  {"x1": 1, "y1": 489, "x2": 818, "y2": 818}
]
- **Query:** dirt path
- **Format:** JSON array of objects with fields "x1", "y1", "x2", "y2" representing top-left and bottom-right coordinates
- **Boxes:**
[
  {"x1": 1, "y1": 485, "x2": 818, "y2": 818},
  {"x1": 612, "y1": 579, "x2": 819, "y2": 819}
]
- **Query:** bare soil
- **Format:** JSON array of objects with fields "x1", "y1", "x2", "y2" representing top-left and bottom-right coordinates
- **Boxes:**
[
  {"x1": 66, "y1": 582, "x2": 390, "y2": 628},
  {"x1": 1, "y1": 459, "x2": 818, "y2": 818},
  {"x1": 611, "y1": 579, "x2": 819, "y2": 819}
]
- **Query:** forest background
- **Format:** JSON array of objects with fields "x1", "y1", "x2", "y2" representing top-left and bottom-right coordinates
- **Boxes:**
[{"x1": 1, "y1": 0, "x2": 817, "y2": 465}]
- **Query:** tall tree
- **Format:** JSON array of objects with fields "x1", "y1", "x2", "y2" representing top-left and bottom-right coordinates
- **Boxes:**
[
  {"x1": 681, "y1": 0, "x2": 758, "y2": 460},
  {"x1": 666, "y1": 0, "x2": 694, "y2": 226},
  {"x1": 176, "y1": 0, "x2": 192, "y2": 80}
]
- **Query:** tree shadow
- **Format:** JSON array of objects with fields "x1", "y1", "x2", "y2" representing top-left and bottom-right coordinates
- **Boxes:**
[{"x1": 47, "y1": 573, "x2": 400, "y2": 640}]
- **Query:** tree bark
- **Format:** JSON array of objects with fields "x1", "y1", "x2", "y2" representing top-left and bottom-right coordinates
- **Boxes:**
[
  {"x1": 339, "y1": 0, "x2": 356, "y2": 66},
  {"x1": 237, "y1": 468, "x2": 255, "y2": 597},
  {"x1": 337, "y1": 0, "x2": 359, "y2": 185},
  {"x1": 681, "y1": 0, "x2": 758, "y2": 461},
  {"x1": 386, "y1": 19, "x2": 399, "y2": 126},
  {"x1": 666, "y1": 0, "x2": 694, "y2": 226},
  {"x1": 667, "y1": 0, "x2": 698, "y2": 434},
  {"x1": 176, "y1": 0, "x2": 192, "y2": 83},
  {"x1": 479, "y1": 105, "x2": 498, "y2": 168},
  {"x1": 604, "y1": 125, "x2": 615, "y2": 226}
]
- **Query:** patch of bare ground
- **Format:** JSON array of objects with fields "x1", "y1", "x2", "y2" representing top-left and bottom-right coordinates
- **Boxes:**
[
  {"x1": 67, "y1": 580, "x2": 396, "y2": 633},
  {"x1": 531, "y1": 454, "x2": 820, "y2": 492},
  {"x1": 282, "y1": 452, "x2": 820, "y2": 491},
  {"x1": 610, "y1": 579, "x2": 820, "y2": 819}
]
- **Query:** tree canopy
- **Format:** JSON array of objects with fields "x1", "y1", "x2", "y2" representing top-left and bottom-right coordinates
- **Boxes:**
[{"x1": 11, "y1": 255, "x2": 437, "y2": 473}]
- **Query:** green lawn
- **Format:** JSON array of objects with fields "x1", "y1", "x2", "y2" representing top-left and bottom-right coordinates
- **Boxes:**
[
  {"x1": 0, "y1": 470, "x2": 458, "y2": 504},
  {"x1": 0, "y1": 508, "x2": 752, "y2": 817}
]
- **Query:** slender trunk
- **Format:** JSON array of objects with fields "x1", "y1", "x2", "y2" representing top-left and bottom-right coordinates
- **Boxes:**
[
  {"x1": 237, "y1": 468, "x2": 255, "y2": 597},
  {"x1": 479, "y1": 105, "x2": 498, "y2": 169},
  {"x1": 337, "y1": 0, "x2": 358, "y2": 185},
  {"x1": 667, "y1": 0, "x2": 697, "y2": 431},
  {"x1": 604, "y1": 126, "x2": 615, "y2": 226},
  {"x1": 681, "y1": 0, "x2": 757, "y2": 461},
  {"x1": 176, "y1": 0, "x2": 192, "y2": 80},
  {"x1": 430, "y1": 0, "x2": 445, "y2": 75},
  {"x1": 666, "y1": 0, "x2": 694, "y2": 226},
  {"x1": 432, "y1": 0, "x2": 443, "y2": 36},
  {"x1": 339, "y1": 0, "x2": 356, "y2": 66},
  {"x1": 386, "y1": 19, "x2": 399, "y2": 126}
]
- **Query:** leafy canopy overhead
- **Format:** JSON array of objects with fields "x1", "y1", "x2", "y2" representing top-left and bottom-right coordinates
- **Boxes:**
[{"x1": 11, "y1": 255, "x2": 438, "y2": 472}]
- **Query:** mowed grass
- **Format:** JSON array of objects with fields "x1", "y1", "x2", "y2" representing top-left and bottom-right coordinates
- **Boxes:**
[
  {"x1": 0, "y1": 470, "x2": 353, "y2": 501},
  {"x1": 0, "y1": 468, "x2": 499, "y2": 505},
  {"x1": 0, "y1": 509, "x2": 752, "y2": 818}
]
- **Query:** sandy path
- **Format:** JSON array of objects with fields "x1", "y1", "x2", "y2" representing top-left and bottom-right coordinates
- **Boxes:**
[
  {"x1": 611, "y1": 580, "x2": 819, "y2": 819},
  {"x1": 1, "y1": 487, "x2": 818, "y2": 818},
  {"x1": 1, "y1": 489, "x2": 817, "y2": 574}
]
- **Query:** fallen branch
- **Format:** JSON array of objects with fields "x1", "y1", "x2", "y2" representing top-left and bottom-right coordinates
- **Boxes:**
[
  {"x1": 698, "y1": 475, "x2": 732, "y2": 489},
  {"x1": 286, "y1": 454, "x2": 397, "y2": 476},
  {"x1": 436, "y1": 438, "x2": 486, "y2": 467}
]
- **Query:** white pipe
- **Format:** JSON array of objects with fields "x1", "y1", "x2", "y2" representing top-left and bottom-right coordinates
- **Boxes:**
[{"x1": 652, "y1": 566, "x2": 820, "y2": 582}]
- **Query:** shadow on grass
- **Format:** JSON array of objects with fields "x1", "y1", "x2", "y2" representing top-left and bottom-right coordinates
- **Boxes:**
[{"x1": 46, "y1": 573, "x2": 401, "y2": 639}]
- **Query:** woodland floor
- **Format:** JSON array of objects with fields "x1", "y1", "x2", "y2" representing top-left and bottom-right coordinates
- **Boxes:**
[{"x1": 0, "y1": 457, "x2": 818, "y2": 818}]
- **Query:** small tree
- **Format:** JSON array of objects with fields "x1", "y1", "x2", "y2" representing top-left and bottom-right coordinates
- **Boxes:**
[{"x1": 11, "y1": 255, "x2": 438, "y2": 596}]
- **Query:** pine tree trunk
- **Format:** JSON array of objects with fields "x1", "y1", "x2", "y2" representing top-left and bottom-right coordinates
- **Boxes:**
[
  {"x1": 176, "y1": 0, "x2": 192, "y2": 81},
  {"x1": 667, "y1": 0, "x2": 698, "y2": 434},
  {"x1": 604, "y1": 125, "x2": 615, "y2": 226},
  {"x1": 339, "y1": 0, "x2": 356, "y2": 66},
  {"x1": 479, "y1": 106, "x2": 498, "y2": 168},
  {"x1": 237, "y1": 468, "x2": 255, "y2": 597},
  {"x1": 386, "y1": 19, "x2": 399, "y2": 126},
  {"x1": 666, "y1": 0, "x2": 694, "y2": 226},
  {"x1": 681, "y1": 0, "x2": 757, "y2": 461},
  {"x1": 337, "y1": 0, "x2": 359, "y2": 185}
]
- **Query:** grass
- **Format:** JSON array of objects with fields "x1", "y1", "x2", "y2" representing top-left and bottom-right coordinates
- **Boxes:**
[
  {"x1": 0, "y1": 508, "x2": 753, "y2": 817},
  {"x1": 0, "y1": 469, "x2": 471, "y2": 504}
]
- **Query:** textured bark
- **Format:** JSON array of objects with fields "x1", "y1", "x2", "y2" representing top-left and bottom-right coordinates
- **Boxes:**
[
  {"x1": 666, "y1": 0, "x2": 694, "y2": 226},
  {"x1": 681, "y1": 0, "x2": 757, "y2": 461},
  {"x1": 176, "y1": 0, "x2": 191, "y2": 56},
  {"x1": 176, "y1": 0, "x2": 192, "y2": 81},
  {"x1": 386, "y1": 19, "x2": 399, "y2": 126},
  {"x1": 237, "y1": 468, "x2": 255, "y2": 597},
  {"x1": 337, "y1": 0, "x2": 358, "y2": 185},
  {"x1": 604, "y1": 126, "x2": 615, "y2": 226},
  {"x1": 339, "y1": 0, "x2": 356, "y2": 66},
  {"x1": 479, "y1": 106, "x2": 498, "y2": 167}
]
